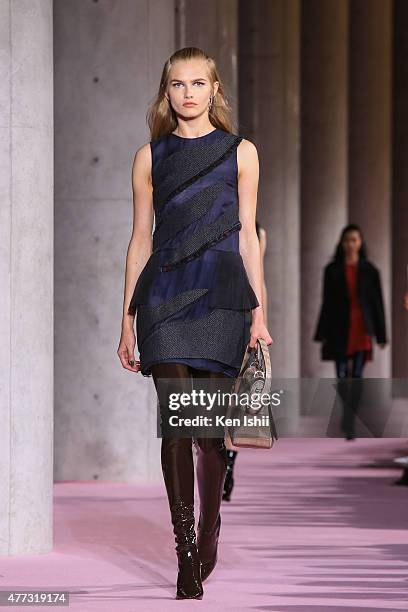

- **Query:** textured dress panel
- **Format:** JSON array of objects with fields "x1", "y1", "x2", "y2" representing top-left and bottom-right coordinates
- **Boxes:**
[{"x1": 128, "y1": 128, "x2": 259, "y2": 378}]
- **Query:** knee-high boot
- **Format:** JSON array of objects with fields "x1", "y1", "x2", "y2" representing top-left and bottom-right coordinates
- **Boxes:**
[
  {"x1": 161, "y1": 437, "x2": 203, "y2": 599},
  {"x1": 152, "y1": 362, "x2": 203, "y2": 599},
  {"x1": 194, "y1": 436, "x2": 228, "y2": 581}
]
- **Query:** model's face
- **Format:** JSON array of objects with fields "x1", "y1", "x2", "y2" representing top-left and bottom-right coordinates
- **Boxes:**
[
  {"x1": 165, "y1": 59, "x2": 219, "y2": 120},
  {"x1": 342, "y1": 230, "x2": 362, "y2": 256}
]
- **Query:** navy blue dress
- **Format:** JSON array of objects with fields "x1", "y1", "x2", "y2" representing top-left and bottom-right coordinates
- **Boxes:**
[{"x1": 127, "y1": 127, "x2": 259, "y2": 378}]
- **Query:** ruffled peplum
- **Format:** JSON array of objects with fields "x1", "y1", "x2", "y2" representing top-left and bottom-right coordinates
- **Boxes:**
[{"x1": 127, "y1": 248, "x2": 259, "y2": 317}]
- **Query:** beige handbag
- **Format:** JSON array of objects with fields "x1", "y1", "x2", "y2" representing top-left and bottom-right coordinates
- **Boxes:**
[{"x1": 224, "y1": 338, "x2": 278, "y2": 448}]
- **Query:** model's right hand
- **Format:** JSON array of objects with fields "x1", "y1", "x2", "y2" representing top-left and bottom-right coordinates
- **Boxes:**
[{"x1": 117, "y1": 327, "x2": 141, "y2": 373}]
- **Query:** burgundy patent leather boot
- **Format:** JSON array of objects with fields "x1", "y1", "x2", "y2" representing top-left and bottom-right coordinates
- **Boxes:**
[
  {"x1": 172, "y1": 500, "x2": 203, "y2": 599},
  {"x1": 161, "y1": 437, "x2": 203, "y2": 600},
  {"x1": 194, "y1": 437, "x2": 228, "y2": 581}
]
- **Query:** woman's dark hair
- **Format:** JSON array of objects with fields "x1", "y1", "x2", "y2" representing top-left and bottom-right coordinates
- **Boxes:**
[{"x1": 332, "y1": 223, "x2": 368, "y2": 263}]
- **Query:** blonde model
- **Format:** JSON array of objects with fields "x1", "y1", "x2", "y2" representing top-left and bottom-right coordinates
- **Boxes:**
[{"x1": 117, "y1": 47, "x2": 272, "y2": 600}]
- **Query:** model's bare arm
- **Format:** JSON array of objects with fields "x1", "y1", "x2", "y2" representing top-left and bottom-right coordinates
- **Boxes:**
[
  {"x1": 259, "y1": 226, "x2": 268, "y2": 328},
  {"x1": 118, "y1": 142, "x2": 153, "y2": 371},
  {"x1": 237, "y1": 140, "x2": 273, "y2": 347}
]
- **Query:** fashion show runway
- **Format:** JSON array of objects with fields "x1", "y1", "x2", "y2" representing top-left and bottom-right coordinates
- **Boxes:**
[{"x1": 2, "y1": 439, "x2": 408, "y2": 611}]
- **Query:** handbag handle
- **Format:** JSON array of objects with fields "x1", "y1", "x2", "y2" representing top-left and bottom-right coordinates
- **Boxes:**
[{"x1": 236, "y1": 339, "x2": 262, "y2": 378}]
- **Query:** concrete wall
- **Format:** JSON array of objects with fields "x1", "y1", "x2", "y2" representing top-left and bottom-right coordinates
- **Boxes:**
[
  {"x1": 348, "y1": 0, "x2": 392, "y2": 377},
  {"x1": 239, "y1": 0, "x2": 301, "y2": 378},
  {"x1": 0, "y1": 0, "x2": 53, "y2": 555},
  {"x1": 53, "y1": 0, "x2": 174, "y2": 483},
  {"x1": 393, "y1": 0, "x2": 408, "y2": 378},
  {"x1": 301, "y1": 0, "x2": 349, "y2": 378}
]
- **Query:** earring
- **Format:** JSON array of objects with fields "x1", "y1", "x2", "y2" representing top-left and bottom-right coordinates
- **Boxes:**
[{"x1": 208, "y1": 95, "x2": 213, "y2": 110}]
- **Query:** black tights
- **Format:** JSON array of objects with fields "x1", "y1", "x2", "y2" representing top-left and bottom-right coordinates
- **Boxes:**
[
  {"x1": 151, "y1": 362, "x2": 230, "y2": 533},
  {"x1": 335, "y1": 350, "x2": 366, "y2": 379},
  {"x1": 334, "y1": 352, "x2": 366, "y2": 438}
]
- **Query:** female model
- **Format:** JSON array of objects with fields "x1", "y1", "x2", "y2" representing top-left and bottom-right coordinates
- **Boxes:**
[
  {"x1": 314, "y1": 223, "x2": 387, "y2": 377},
  {"x1": 313, "y1": 224, "x2": 387, "y2": 437},
  {"x1": 117, "y1": 47, "x2": 272, "y2": 600}
]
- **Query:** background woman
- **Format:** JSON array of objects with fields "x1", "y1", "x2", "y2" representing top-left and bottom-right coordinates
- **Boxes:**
[
  {"x1": 314, "y1": 223, "x2": 387, "y2": 378},
  {"x1": 313, "y1": 224, "x2": 387, "y2": 437}
]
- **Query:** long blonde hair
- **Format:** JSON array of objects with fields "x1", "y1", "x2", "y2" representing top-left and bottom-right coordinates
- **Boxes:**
[{"x1": 147, "y1": 47, "x2": 235, "y2": 140}]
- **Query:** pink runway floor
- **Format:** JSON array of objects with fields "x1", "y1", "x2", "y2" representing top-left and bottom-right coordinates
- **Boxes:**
[{"x1": 2, "y1": 439, "x2": 408, "y2": 611}]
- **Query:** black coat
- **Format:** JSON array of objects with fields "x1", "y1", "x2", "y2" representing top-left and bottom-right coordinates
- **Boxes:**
[{"x1": 313, "y1": 258, "x2": 387, "y2": 361}]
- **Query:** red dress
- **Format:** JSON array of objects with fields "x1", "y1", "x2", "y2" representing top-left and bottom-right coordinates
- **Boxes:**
[{"x1": 344, "y1": 262, "x2": 372, "y2": 360}]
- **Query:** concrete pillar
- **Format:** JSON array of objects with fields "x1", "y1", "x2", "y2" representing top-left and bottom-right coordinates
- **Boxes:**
[
  {"x1": 301, "y1": 0, "x2": 348, "y2": 377},
  {"x1": 238, "y1": 0, "x2": 301, "y2": 377},
  {"x1": 175, "y1": 0, "x2": 239, "y2": 127},
  {"x1": 348, "y1": 0, "x2": 392, "y2": 377},
  {"x1": 392, "y1": 0, "x2": 408, "y2": 378},
  {"x1": 54, "y1": 1, "x2": 174, "y2": 482},
  {"x1": 0, "y1": 0, "x2": 53, "y2": 554}
]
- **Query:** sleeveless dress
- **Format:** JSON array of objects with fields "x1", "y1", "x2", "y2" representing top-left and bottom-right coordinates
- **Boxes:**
[{"x1": 127, "y1": 127, "x2": 259, "y2": 378}]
